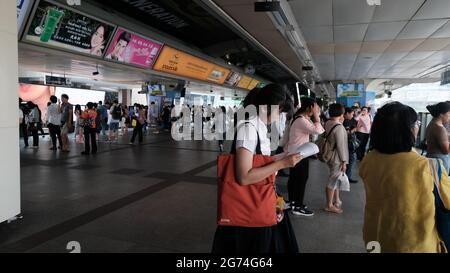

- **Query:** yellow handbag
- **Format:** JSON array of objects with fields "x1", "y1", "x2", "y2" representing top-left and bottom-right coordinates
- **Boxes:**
[{"x1": 132, "y1": 119, "x2": 137, "y2": 128}]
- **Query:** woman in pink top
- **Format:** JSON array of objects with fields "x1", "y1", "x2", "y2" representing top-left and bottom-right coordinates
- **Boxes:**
[
  {"x1": 356, "y1": 107, "x2": 372, "y2": 160},
  {"x1": 284, "y1": 97, "x2": 324, "y2": 216}
]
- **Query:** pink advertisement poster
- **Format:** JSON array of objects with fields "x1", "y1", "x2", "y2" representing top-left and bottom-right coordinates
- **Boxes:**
[{"x1": 105, "y1": 28, "x2": 163, "y2": 68}]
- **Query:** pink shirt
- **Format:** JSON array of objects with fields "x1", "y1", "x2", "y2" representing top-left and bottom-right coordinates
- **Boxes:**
[
  {"x1": 285, "y1": 116, "x2": 325, "y2": 152},
  {"x1": 357, "y1": 114, "x2": 372, "y2": 134}
]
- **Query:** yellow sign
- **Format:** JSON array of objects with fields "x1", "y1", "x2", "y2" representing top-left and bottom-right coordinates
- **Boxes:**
[
  {"x1": 153, "y1": 46, "x2": 230, "y2": 84},
  {"x1": 247, "y1": 79, "x2": 260, "y2": 90},
  {"x1": 237, "y1": 76, "x2": 252, "y2": 89}
]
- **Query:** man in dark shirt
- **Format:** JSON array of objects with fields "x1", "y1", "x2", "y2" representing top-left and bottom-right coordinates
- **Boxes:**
[{"x1": 343, "y1": 107, "x2": 358, "y2": 183}]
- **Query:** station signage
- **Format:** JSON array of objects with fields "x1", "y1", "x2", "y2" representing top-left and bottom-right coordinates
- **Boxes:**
[
  {"x1": 153, "y1": 46, "x2": 230, "y2": 84},
  {"x1": 237, "y1": 75, "x2": 253, "y2": 89},
  {"x1": 25, "y1": 0, "x2": 115, "y2": 57},
  {"x1": 105, "y1": 28, "x2": 163, "y2": 68}
]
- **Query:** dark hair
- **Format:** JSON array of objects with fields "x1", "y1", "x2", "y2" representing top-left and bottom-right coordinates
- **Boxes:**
[
  {"x1": 61, "y1": 94, "x2": 69, "y2": 100},
  {"x1": 329, "y1": 103, "x2": 345, "y2": 117},
  {"x1": 118, "y1": 31, "x2": 131, "y2": 44},
  {"x1": 99, "y1": 101, "x2": 103, "y2": 105},
  {"x1": 50, "y1": 95, "x2": 57, "y2": 103},
  {"x1": 426, "y1": 102, "x2": 450, "y2": 118},
  {"x1": 242, "y1": 84, "x2": 292, "y2": 116},
  {"x1": 370, "y1": 102, "x2": 418, "y2": 154},
  {"x1": 113, "y1": 100, "x2": 119, "y2": 104},
  {"x1": 27, "y1": 101, "x2": 35, "y2": 108},
  {"x1": 75, "y1": 104, "x2": 81, "y2": 112},
  {"x1": 362, "y1": 106, "x2": 368, "y2": 111},
  {"x1": 345, "y1": 107, "x2": 354, "y2": 114},
  {"x1": 86, "y1": 102, "x2": 94, "y2": 109},
  {"x1": 47, "y1": 102, "x2": 51, "y2": 107},
  {"x1": 296, "y1": 97, "x2": 316, "y2": 115}
]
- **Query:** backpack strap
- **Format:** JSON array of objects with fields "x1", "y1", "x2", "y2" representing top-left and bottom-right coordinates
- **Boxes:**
[
  {"x1": 325, "y1": 124, "x2": 341, "y2": 140},
  {"x1": 231, "y1": 122, "x2": 262, "y2": 155}
]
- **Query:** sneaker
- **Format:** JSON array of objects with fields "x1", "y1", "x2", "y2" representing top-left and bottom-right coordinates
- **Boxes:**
[
  {"x1": 284, "y1": 201, "x2": 292, "y2": 211},
  {"x1": 349, "y1": 179, "x2": 358, "y2": 184},
  {"x1": 292, "y1": 205, "x2": 314, "y2": 217}
]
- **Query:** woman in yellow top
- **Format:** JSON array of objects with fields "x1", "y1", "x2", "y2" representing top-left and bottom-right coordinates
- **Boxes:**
[{"x1": 360, "y1": 102, "x2": 450, "y2": 253}]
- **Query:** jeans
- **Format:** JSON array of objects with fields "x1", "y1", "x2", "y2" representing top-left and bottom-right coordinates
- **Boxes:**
[
  {"x1": 131, "y1": 122, "x2": 143, "y2": 143},
  {"x1": 346, "y1": 151, "x2": 357, "y2": 180},
  {"x1": 48, "y1": 123, "x2": 63, "y2": 149},
  {"x1": 84, "y1": 127, "x2": 97, "y2": 154}
]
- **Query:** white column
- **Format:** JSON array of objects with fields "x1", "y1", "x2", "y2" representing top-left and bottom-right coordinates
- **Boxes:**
[{"x1": 0, "y1": 0, "x2": 20, "y2": 223}]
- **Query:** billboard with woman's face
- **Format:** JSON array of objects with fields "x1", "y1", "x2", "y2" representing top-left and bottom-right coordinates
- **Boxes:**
[
  {"x1": 19, "y1": 84, "x2": 56, "y2": 119},
  {"x1": 105, "y1": 28, "x2": 163, "y2": 68},
  {"x1": 24, "y1": 0, "x2": 115, "y2": 57}
]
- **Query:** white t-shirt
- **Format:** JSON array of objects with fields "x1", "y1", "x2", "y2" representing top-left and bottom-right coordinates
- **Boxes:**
[{"x1": 235, "y1": 117, "x2": 271, "y2": 156}]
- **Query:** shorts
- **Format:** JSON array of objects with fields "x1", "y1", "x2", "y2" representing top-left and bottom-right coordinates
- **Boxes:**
[
  {"x1": 61, "y1": 123, "x2": 69, "y2": 134},
  {"x1": 109, "y1": 122, "x2": 119, "y2": 131}
]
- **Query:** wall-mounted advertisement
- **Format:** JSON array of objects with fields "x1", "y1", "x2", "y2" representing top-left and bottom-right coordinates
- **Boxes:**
[
  {"x1": 17, "y1": 0, "x2": 34, "y2": 33},
  {"x1": 25, "y1": 0, "x2": 115, "y2": 57},
  {"x1": 237, "y1": 75, "x2": 252, "y2": 89},
  {"x1": 337, "y1": 83, "x2": 364, "y2": 97},
  {"x1": 224, "y1": 71, "x2": 242, "y2": 87},
  {"x1": 105, "y1": 28, "x2": 163, "y2": 68},
  {"x1": 153, "y1": 46, "x2": 230, "y2": 84},
  {"x1": 247, "y1": 79, "x2": 260, "y2": 90}
]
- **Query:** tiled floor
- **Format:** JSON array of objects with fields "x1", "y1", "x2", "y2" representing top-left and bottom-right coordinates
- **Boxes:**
[{"x1": 0, "y1": 131, "x2": 366, "y2": 253}]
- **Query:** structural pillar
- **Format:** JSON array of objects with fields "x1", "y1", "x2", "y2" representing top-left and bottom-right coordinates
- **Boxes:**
[{"x1": 0, "y1": 0, "x2": 21, "y2": 223}]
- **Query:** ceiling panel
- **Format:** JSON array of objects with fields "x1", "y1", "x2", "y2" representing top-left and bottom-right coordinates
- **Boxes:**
[
  {"x1": 301, "y1": 26, "x2": 334, "y2": 43},
  {"x1": 397, "y1": 19, "x2": 447, "y2": 40},
  {"x1": 335, "y1": 54, "x2": 357, "y2": 80},
  {"x1": 360, "y1": 41, "x2": 392, "y2": 53},
  {"x1": 402, "y1": 51, "x2": 436, "y2": 60},
  {"x1": 289, "y1": 0, "x2": 333, "y2": 27},
  {"x1": 385, "y1": 39, "x2": 425, "y2": 52},
  {"x1": 334, "y1": 42, "x2": 362, "y2": 54},
  {"x1": 413, "y1": 0, "x2": 450, "y2": 20},
  {"x1": 307, "y1": 43, "x2": 335, "y2": 54},
  {"x1": 333, "y1": 24, "x2": 368, "y2": 43},
  {"x1": 365, "y1": 21, "x2": 408, "y2": 41},
  {"x1": 372, "y1": 0, "x2": 425, "y2": 23},
  {"x1": 413, "y1": 38, "x2": 450, "y2": 51},
  {"x1": 333, "y1": 0, "x2": 376, "y2": 25},
  {"x1": 432, "y1": 21, "x2": 450, "y2": 38}
]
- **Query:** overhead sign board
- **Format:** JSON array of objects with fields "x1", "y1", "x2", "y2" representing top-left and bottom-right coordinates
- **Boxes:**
[
  {"x1": 105, "y1": 28, "x2": 163, "y2": 68},
  {"x1": 153, "y1": 46, "x2": 230, "y2": 84},
  {"x1": 237, "y1": 75, "x2": 252, "y2": 89},
  {"x1": 25, "y1": 0, "x2": 115, "y2": 57}
]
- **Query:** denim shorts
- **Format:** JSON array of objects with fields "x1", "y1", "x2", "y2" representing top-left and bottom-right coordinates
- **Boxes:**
[{"x1": 109, "y1": 122, "x2": 119, "y2": 131}]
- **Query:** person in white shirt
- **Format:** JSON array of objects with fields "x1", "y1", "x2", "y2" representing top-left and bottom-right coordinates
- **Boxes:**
[{"x1": 46, "y1": 96, "x2": 62, "y2": 150}]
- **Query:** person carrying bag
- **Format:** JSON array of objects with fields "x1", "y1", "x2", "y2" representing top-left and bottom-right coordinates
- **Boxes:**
[{"x1": 212, "y1": 84, "x2": 302, "y2": 254}]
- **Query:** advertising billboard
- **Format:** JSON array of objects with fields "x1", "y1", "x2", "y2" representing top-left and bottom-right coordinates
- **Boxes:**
[
  {"x1": 25, "y1": 0, "x2": 115, "y2": 57},
  {"x1": 247, "y1": 79, "x2": 260, "y2": 90},
  {"x1": 17, "y1": 0, "x2": 34, "y2": 33},
  {"x1": 224, "y1": 71, "x2": 242, "y2": 87},
  {"x1": 105, "y1": 28, "x2": 163, "y2": 68},
  {"x1": 337, "y1": 83, "x2": 364, "y2": 97},
  {"x1": 153, "y1": 46, "x2": 230, "y2": 84},
  {"x1": 237, "y1": 75, "x2": 252, "y2": 89}
]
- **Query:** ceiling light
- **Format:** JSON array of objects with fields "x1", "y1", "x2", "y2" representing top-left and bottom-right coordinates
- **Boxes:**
[{"x1": 366, "y1": 0, "x2": 381, "y2": 6}]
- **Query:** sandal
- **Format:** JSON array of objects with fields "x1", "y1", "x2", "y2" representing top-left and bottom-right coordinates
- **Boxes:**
[
  {"x1": 324, "y1": 206, "x2": 343, "y2": 214},
  {"x1": 334, "y1": 201, "x2": 342, "y2": 208}
]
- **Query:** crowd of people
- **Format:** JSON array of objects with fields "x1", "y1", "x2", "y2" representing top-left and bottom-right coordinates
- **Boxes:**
[
  {"x1": 19, "y1": 95, "x2": 175, "y2": 155},
  {"x1": 210, "y1": 84, "x2": 450, "y2": 254},
  {"x1": 18, "y1": 86, "x2": 450, "y2": 253}
]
